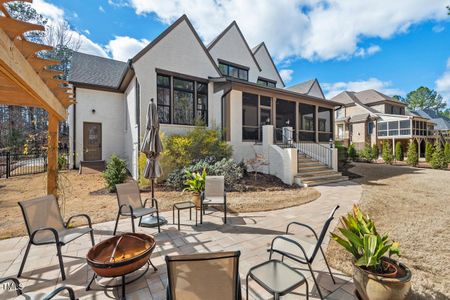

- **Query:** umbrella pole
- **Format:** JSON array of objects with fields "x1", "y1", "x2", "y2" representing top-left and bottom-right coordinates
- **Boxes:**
[{"x1": 151, "y1": 179, "x2": 155, "y2": 199}]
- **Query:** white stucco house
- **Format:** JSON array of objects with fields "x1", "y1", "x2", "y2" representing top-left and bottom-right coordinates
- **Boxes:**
[{"x1": 68, "y1": 15, "x2": 344, "y2": 185}]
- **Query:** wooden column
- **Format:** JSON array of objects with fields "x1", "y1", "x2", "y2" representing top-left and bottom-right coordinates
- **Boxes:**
[
  {"x1": 47, "y1": 113, "x2": 59, "y2": 196},
  {"x1": 315, "y1": 105, "x2": 319, "y2": 143}
]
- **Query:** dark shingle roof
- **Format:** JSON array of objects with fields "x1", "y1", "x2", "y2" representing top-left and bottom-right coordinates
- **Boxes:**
[
  {"x1": 412, "y1": 109, "x2": 450, "y2": 131},
  {"x1": 68, "y1": 52, "x2": 129, "y2": 90}
]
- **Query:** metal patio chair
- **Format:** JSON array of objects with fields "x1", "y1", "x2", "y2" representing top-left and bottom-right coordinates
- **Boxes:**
[
  {"x1": 165, "y1": 251, "x2": 241, "y2": 300},
  {"x1": 200, "y1": 176, "x2": 227, "y2": 224},
  {"x1": 17, "y1": 195, "x2": 95, "y2": 281},
  {"x1": 0, "y1": 277, "x2": 77, "y2": 299},
  {"x1": 270, "y1": 205, "x2": 340, "y2": 299},
  {"x1": 113, "y1": 181, "x2": 160, "y2": 235}
]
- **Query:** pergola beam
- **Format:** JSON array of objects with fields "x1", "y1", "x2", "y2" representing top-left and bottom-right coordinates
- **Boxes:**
[{"x1": 0, "y1": 28, "x2": 66, "y2": 119}]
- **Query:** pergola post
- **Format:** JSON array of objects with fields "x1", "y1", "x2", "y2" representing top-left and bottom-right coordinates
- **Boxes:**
[{"x1": 47, "y1": 113, "x2": 59, "y2": 196}]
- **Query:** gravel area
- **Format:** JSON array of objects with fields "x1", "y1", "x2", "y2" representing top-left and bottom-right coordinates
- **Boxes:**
[
  {"x1": 327, "y1": 162, "x2": 450, "y2": 300},
  {"x1": 0, "y1": 171, "x2": 319, "y2": 239}
]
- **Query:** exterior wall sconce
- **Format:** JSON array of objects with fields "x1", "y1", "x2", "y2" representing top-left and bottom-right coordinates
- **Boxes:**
[{"x1": 92, "y1": 109, "x2": 96, "y2": 114}]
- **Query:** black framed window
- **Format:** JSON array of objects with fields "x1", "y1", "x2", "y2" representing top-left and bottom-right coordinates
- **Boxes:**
[
  {"x1": 257, "y1": 78, "x2": 276, "y2": 88},
  {"x1": 173, "y1": 78, "x2": 195, "y2": 125},
  {"x1": 197, "y1": 82, "x2": 208, "y2": 125},
  {"x1": 218, "y1": 61, "x2": 249, "y2": 81},
  {"x1": 156, "y1": 73, "x2": 208, "y2": 125},
  {"x1": 242, "y1": 93, "x2": 259, "y2": 141},
  {"x1": 157, "y1": 75, "x2": 171, "y2": 124},
  {"x1": 299, "y1": 103, "x2": 315, "y2": 141}
]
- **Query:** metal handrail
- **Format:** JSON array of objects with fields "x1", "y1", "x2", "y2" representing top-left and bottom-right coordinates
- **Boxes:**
[
  {"x1": 296, "y1": 140, "x2": 333, "y2": 168},
  {"x1": 274, "y1": 127, "x2": 296, "y2": 148}
]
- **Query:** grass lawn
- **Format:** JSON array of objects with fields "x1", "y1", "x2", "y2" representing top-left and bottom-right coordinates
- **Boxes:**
[
  {"x1": 0, "y1": 170, "x2": 320, "y2": 239},
  {"x1": 327, "y1": 162, "x2": 450, "y2": 300}
]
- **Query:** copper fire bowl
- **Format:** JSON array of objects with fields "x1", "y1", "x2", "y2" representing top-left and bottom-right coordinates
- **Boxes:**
[{"x1": 86, "y1": 233, "x2": 156, "y2": 278}]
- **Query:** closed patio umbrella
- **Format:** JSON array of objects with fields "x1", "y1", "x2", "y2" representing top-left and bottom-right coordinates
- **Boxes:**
[{"x1": 140, "y1": 98, "x2": 166, "y2": 228}]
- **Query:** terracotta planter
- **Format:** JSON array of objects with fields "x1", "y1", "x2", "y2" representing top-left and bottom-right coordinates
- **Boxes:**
[
  {"x1": 353, "y1": 257, "x2": 411, "y2": 300},
  {"x1": 192, "y1": 193, "x2": 201, "y2": 208}
]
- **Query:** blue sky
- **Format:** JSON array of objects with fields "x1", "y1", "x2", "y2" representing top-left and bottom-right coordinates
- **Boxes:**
[{"x1": 34, "y1": 0, "x2": 450, "y2": 105}]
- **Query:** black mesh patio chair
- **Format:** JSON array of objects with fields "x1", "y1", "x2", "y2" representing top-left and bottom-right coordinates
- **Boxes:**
[
  {"x1": 18, "y1": 195, "x2": 95, "y2": 281},
  {"x1": 270, "y1": 205, "x2": 340, "y2": 299},
  {"x1": 113, "y1": 181, "x2": 160, "y2": 235},
  {"x1": 165, "y1": 251, "x2": 241, "y2": 300},
  {"x1": 200, "y1": 176, "x2": 227, "y2": 224},
  {"x1": 0, "y1": 277, "x2": 77, "y2": 299}
]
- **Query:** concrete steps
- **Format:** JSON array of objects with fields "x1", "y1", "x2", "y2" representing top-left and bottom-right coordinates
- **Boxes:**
[{"x1": 296, "y1": 152, "x2": 348, "y2": 187}]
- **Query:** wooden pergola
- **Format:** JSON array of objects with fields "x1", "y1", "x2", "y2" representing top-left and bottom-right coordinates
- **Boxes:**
[{"x1": 0, "y1": 0, "x2": 74, "y2": 195}]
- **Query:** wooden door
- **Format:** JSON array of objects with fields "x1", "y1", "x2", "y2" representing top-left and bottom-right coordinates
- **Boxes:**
[{"x1": 83, "y1": 122, "x2": 102, "y2": 161}]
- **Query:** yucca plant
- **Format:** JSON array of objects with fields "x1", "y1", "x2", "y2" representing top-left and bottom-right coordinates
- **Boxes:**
[
  {"x1": 183, "y1": 168, "x2": 206, "y2": 194},
  {"x1": 331, "y1": 205, "x2": 400, "y2": 274}
]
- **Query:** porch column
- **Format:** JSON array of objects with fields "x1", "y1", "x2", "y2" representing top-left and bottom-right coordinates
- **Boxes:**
[
  {"x1": 47, "y1": 113, "x2": 59, "y2": 196},
  {"x1": 315, "y1": 105, "x2": 319, "y2": 143}
]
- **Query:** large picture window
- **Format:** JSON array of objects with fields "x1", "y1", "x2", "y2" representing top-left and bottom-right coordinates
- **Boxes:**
[{"x1": 156, "y1": 73, "x2": 208, "y2": 125}]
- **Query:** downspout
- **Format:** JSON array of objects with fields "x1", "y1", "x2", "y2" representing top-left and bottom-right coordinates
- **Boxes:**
[
  {"x1": 72, "y1": 87, "x2": 77, "y2": 169},
  {"x1": 221, "y1": 88, "x2": 232, "y2": 141}
]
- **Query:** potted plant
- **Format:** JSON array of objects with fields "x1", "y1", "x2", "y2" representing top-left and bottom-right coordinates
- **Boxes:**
[
  {"x1": 331, "y1": 205, "x2": 411, "y2": 300},
  {"x1": 183, "y1": 168, "x2": 206, "y2": 208}
]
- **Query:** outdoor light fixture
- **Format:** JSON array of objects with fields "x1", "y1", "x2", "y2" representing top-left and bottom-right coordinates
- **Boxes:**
[
  {"x1": 266, "y1": 117, "x2": 270, "y2": 124},
  {"x1": 91, "y1": 109, "x2": 96, "y2": 114},
  {"x1": 329, "y1": 138, "x2": 333, "y2": 148},
  {"x1": 286, "y1": 119, "x2": 290, "y2": 125}
]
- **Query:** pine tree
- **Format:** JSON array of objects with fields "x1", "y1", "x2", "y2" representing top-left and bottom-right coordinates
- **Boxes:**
[
  {"x1": 444, "y1": 142, "x2": 450, "y2": 164},
  {"x1": 425, "y1": 142, "x2": 434, "y2": 162},
  {"x1": 382, "y1": 140, "x2": 393, "y2": 164},
  {"x1": 406, "y1": 140, "x2": 418, "y2": 166},
  {"x1": 395, "y1": 141, "x2": 403, "y2": 161},
  {"x1": 430, "y1": 140, "x2": 447, "y2": 169}
]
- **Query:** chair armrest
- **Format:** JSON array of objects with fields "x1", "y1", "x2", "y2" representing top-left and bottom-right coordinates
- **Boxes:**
[
  {"x1": 286, "y1": 222, "x2": 319, "y2": 240},
  {"x1": 119, "y1": 204, "x2": 134, "y2": 216},
  {"x1": 43, "y1": 286, "x2": 77, "y2": 300},
  {"x1": 152, "y1": 198, "x2": 159, "y2": 211},
  {"x1": 65, "y1": 214, "x2": 93, "y2": 229},
  {"x1": 30, "y1": 227, "x2": 60, "y2": 244},
  {"x1": 269, "y1": 235, "x2": 309, "y2": 263},
  {"x1": 0, "y1": 277, "x2": 22, "y2": 295}
]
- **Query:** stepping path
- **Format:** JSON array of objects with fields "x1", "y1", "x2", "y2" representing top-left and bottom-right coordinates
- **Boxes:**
[{"x1": 0, "y1": 180, "x2": 362, "y2": 299}]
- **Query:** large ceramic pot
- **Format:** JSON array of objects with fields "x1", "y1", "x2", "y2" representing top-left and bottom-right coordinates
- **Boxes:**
[
  {"x1": 353, "y1": 257, "x2": 412, "y2": 300},
  {"x1": 192, "y1": 193, "x2": 201, "y2": 209}
]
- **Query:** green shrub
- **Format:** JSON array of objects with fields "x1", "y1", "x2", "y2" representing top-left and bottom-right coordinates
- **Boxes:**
[
  {"x1": 138, "y1": 152, "x2": 151, "y2": 188},
  {"x1": 430, "y1": 140, "x2": 447, "y2": 169},
  {"x1": 444, "y1": 142, "x2": 450, "y2": 164},
  {"x1": 406, "y1": 140, "x2": 418, "y2": 166},
  {"x1": 381, "y1": 140, "x2": 393, "y2": 164},
  {"x1": 166, "y1": 157, "x2": 245, "y2": 191},
  {"x1": 164, "y1": 126, "x2": 232, "y2": 169},
  {"x1": 348, "y1": 144, "x2": 357, "y2": 161},
  {"x1": 358, "y1": 144, "x2": 373, "y2": 162},
  {"x1": 57, "y1": 153, "x2": 67, "y2": 170},
  {"x1": 183, "y1": 168, "x2": 206, "y2": 194},
  {"x1": 371, "y1": 144, "x2": 379, "y2": 161},
  {"x1": 425, "y1": 142, "x2": 434, "y2": 162},
  {"x1": 103, "y1": 155, "x2": 128, "y2": 192},
  {"x1": 395, "y1": 141, "x2": 404, "y2": 161},
  {"x1": 335, "y1": 141, "x2": 348, "y2": 162}
]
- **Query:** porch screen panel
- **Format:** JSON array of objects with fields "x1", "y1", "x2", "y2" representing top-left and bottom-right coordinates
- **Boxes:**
[
  {"x1": 242, "y1": 93, "x2": 258, "y2": 141},
  {"x1": 318, "y1": 107, "x2": 332, "y2": 142},
  {"x1": 276, "y1": 99, "x2": 296, "y2": 142},
  {"x1": 298, "y1": 103, "x2": 315, "y2": 141},
  {"x1": 400, "y1": 120, "x2": 410, "y2": 135},
  {"x1": 259, "y1": 96, "x2": 272, "y2": 141},
  {"x1": 173, "y1": 78, "x2": 194, "y2": 125},
  {"x1": 157, "y1": 75, "x2": 171, "y2": 123}
]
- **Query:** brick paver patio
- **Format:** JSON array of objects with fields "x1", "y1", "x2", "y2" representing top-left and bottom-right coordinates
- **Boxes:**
[{"x1": 0, "y1": 181, "x2": 361, "y2": 300}]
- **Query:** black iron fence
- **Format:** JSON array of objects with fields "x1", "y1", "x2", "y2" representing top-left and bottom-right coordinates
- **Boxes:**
[{"x1": 0, "y1": 149, "x2": 69, "y2": 178}]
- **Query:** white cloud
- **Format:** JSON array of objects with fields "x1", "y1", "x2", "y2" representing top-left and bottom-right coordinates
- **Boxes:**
[
  {"x1": 322, "y1": 78, "x2": 404, "y2": 99},
  {"x1": 106, "y1": 36, "x2": 149, "y2": 61},
  {"x1": 99, "y1": 5, "x2": 105, "y2": 13},
  {"x1": 355, "y1": 45, "x2": 381, "y2": 58},
  {"x1": 129, "y1": 0, "x2": 447, "y2": 62},
  {"x1": 436, "y1": 58, "x2": 450, "y2": 106},
  {"x1": 279, "y1": 69, "x2": 294, "y2": 83},
  {"x1": 31, "y1": 0, "x2": 108, "y2": 58},
  {"x1": 108, "y1": 0, "x2": 128, "y2": 8},
  {"x1": 432, "y1": 24, "x2": 445, "y2": 33}
]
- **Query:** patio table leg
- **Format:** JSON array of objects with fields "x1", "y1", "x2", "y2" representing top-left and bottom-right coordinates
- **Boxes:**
[{"x1": 178, "y1": 209, "x2": 180, "y2": 231}]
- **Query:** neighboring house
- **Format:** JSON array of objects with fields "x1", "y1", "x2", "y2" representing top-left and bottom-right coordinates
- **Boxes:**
[
  {"x1": 68, "y1": 15, "x2": 340, "y2": 184},
  {"x1": 332, "y1": 89, "x2": 436, "y2": 158}
]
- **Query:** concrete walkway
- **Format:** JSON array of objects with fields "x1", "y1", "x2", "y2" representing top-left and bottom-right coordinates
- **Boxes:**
[{"x1": 0, "y1": 181, "x2": 362, "y2": 300}]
